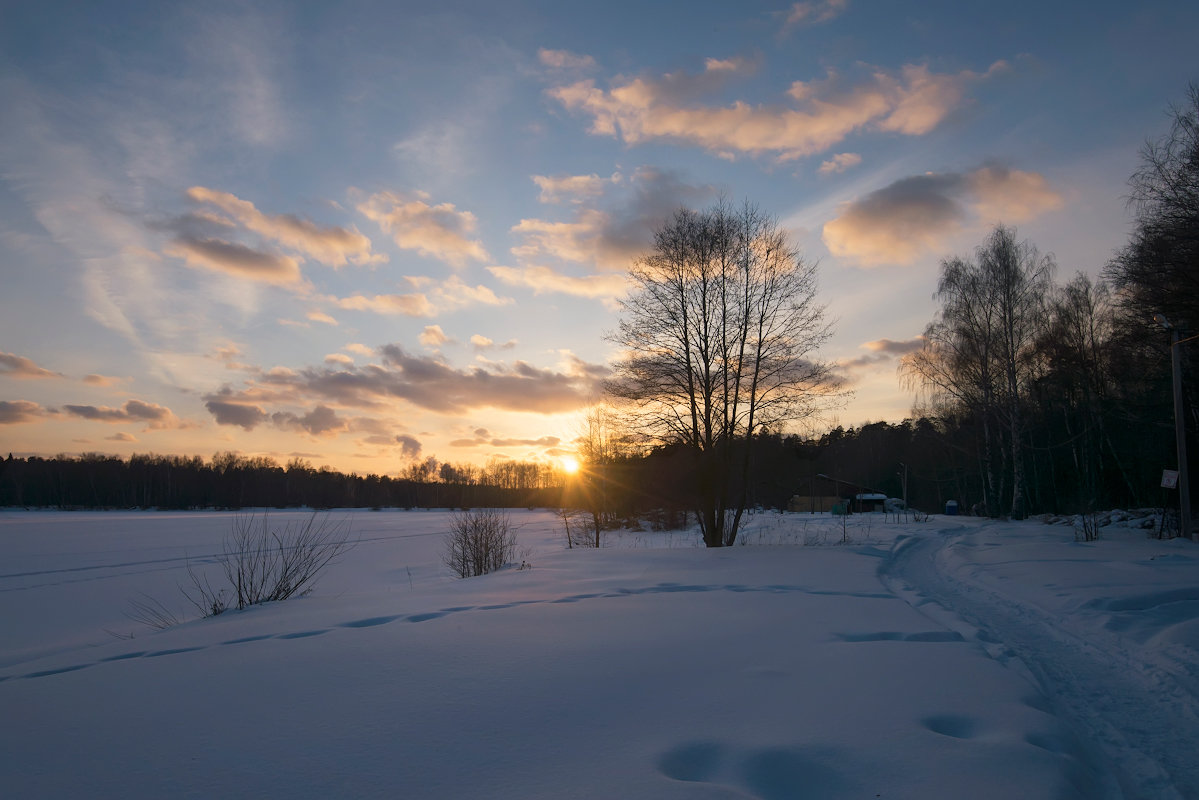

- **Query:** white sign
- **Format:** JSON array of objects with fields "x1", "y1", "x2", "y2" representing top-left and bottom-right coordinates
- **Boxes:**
[{"x1": 1162, "y1": 469, "x2": 1179, "y2": 489}]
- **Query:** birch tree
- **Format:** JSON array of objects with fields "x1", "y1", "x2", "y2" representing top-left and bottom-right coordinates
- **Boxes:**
[{"x1": 903, "y1": 224, "x2": 1052, "y2": 518}]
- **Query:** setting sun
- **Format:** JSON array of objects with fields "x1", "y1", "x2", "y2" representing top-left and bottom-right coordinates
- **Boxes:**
[{"x1": 560, "y1": 456, "x2": 581, "y2": 475}]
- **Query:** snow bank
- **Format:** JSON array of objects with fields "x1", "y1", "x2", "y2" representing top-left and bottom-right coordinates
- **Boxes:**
[{"x1": 2, "y1": 509, "x2": 1195, "y2": 798}]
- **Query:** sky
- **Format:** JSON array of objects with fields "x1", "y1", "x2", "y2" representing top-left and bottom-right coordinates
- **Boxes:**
[{"x1": 1, "y1": 0, "x2": 1196, "y2": 477}]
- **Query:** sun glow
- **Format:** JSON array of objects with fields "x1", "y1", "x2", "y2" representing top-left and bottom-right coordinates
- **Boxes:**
[{"x1": 560, "y1": 455, "x2": 581, "y2": 475}]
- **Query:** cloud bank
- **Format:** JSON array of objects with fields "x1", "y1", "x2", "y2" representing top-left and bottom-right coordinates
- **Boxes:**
[{"x1": 822, "y1": 166, "x2": 1062, "y2": 266}]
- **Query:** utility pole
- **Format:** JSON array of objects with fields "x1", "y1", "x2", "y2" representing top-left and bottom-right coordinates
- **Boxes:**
[{"x1": 1156, "y1": 314, "x2": 1193, "y2": 540}]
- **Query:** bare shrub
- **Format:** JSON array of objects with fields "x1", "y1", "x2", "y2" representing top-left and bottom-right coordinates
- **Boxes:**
[
  {"x1": 559, "y1": 508, "x2": 603, "y2": 548},
  {"x1": 1075, "y1": 510, "x2": 1101, "y2": 542},
  {"x1": 126, "y1": 593, "x2": 181, "y2": 630},
  {"x1": 802, "y1": 529, "x2": 828, "y2": 547},
  {"x1": 125, "y1": 512, "x2": 353, "y2": 630},
  {"x1": 443, "y1": 508, "x2": 516, "y2": 578},
  {"x1": 183, "y1": 560, "x2": 230, "y2": 617},
  {"x1": 190, "y1": 513, "x2": 354, "y2": 615}
]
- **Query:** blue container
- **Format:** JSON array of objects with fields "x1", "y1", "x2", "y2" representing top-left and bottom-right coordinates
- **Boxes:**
[{"x1": 945, "y1": 500, "x2": 959, "y2": 516}]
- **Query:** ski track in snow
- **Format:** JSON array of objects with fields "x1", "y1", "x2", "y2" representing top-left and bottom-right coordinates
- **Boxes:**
[
  {"x1": 882, "y1": 523, "x2": 1199, "y2": 800},
  {"x1": 0, "y1": 581, "x2": 897, "y2": 681}
]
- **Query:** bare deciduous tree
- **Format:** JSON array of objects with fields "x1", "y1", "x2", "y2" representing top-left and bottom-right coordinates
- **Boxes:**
[
  {"x1": 1107, "y1": 83, "x2": 1199, "y2": 335},
  {"x1": 609, "y1": 201, "x2": 838, "y2": 547},
  {"x1": 903, "y1": 225, "x2": 1053, "y2": 518}
]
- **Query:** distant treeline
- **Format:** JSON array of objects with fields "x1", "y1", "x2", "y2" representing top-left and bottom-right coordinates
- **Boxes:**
[
  {"x1": 0, "y1": 452, "x2": 565, "y2": 510},
  {"x1": 0, "y1": 408, "x2": 1175, "y2": 513}
]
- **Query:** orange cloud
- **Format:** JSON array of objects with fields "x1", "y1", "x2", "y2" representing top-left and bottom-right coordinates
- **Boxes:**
[
  {"x1": 817, "y1": 152, "x2": 862, "y2": 175},
  {"x1": 334, "y1": 293, "x2": 437, "y2": 317},
  {"x1": 968, "y1": 167, "x2": 1064, "y2": 223},
  {"x1": 488, "y1": 265, "x2": 629, "y2": 301},
  {"x1": 307, "y1": 310, "x2": 339, "y2": 325},
  {"x1": 550, "y1": 59, "x2": 1005, "y2": 161},
  {"x1": 532, "y1": 172, "x2": 621, "y2": 204},
  {"x1": 420, "y1": 325, "x2": 452, "y2": 348},
  {"x1": 331, "y1": 275, "x2": 511, "y2": 318},
  {"x1": 0, "y1": 352, "x2": 61, "y2": 379},
  {"x1": 357, "y1": 190, "x2": 489, "y2": 267}
]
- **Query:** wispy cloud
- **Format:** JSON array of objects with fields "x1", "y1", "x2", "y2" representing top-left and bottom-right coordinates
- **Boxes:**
[
  {"x1": 331, "y1": 275, "x2": 512, "y2": 318},
  {"x1": 538, "y1": 48, "x2": 597, "y2": 71},
  {"x1": 186, "y1": 187, "x2": 383, "y2": 267},
  {"x1": 782, "y1": 0, "x2": 849, "y2": 31},
  {"x1": 837, "y1": 337, "x2": 926, "y2": 373},
  {"x1": 549, "y1": 59, "x2": 1006, "y2": 161},
  {"x1": 0, "y1": 352, "x2": 61, "y2": 379},
  {"x1": 510, "y1": 167, "x2": 711, "y2": 273},
  {"x1": 532, "y1": 172, "x2": 621, "y2": 204},
  {"x1": 307, "y1": 310, "x2": 339, "y2": 325},
  {"x1": 864, "y1": 337, "x2": 926, "y2": 355},
  {"x1": 166, "y1": 235, "x2": 302, "y2": 284},
  {"x1": 188, "y1": 9, "x2": 289, "y2": 147},
  {"x1": 822, "y1": 166, "x2": 1062, "y2": 266},
  {"x1": 450, "y1": 433, "x2": 561, "y2": 448},
  {"x1": 83, "y1": 374, "x2": 127, "y2": 387},
  {"x1": 467, "y1": 335, "x2": 515, "y2": 352},
  {"x1": 333, "y1": 293, "x2": 436, "y2": 317},
  {"x1": 488, "y1": 265, "x2": 629, "y2": 303},
  {"x1": 817, "y1": 152, "x2": 862, "y2": 175},
  {"x1": 358, "y1": 190, "x2": 489, "y2": 267}
]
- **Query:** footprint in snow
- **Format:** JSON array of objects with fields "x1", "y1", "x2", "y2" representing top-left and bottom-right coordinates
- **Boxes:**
[{"x1": 656, "y1": 741, "x2": 860, "y2": 799}]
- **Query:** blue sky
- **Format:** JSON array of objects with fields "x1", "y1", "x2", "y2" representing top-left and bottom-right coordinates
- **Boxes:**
[{"x1": 1, "y1": 0, "x2": 1196, "y2": 475}]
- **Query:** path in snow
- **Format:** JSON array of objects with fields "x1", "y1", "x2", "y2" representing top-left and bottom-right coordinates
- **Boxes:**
[{"x1": 882, "y1": 523, "x2": 1199, "y2": 800}]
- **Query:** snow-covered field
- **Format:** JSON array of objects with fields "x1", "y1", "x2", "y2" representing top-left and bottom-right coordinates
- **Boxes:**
[{"x1": 2, "y1": 508, "x2": 1198, "y2": 799}]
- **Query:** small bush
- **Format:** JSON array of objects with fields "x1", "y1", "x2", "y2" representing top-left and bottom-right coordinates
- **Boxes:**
[
  {"x1": 443, "y1": 508, "x2": 516, "y2": 578},
  {"x1": 190, "y1": 512, "x2": 354, "y2": 614},
  {"x1": 126, "y1": 512, "x2": 353, "y2": 630},
  {"x1": 1075, "y1": 510, "x2": 1101, "y2": 542}
]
